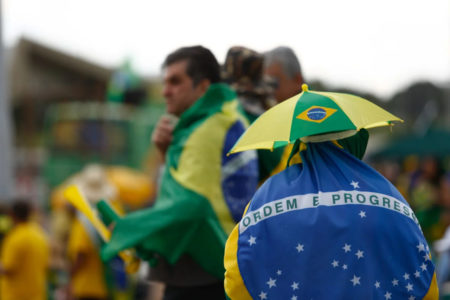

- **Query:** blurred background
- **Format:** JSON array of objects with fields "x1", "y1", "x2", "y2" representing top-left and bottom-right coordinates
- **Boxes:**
[{"x1": 0, "y1": 0, "x2": 449, "y2": 299}]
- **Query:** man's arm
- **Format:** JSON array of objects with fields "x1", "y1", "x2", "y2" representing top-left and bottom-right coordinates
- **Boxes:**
[{"x1": 151, "y1": 115, "x2": 177, "y2": 160}]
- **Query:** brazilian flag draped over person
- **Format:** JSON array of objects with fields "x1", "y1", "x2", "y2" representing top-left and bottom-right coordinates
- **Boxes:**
[
  {"x1": 225, "y1": 141, "x2": 438, "y2": 299},
  {"x1": 102, "y1": 83, "x2": 259, "y2": 279}
]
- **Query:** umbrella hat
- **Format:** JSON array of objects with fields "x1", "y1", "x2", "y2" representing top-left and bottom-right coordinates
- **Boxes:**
[{"x1": 229, "y1": 84, "x2": 402, "y2": 154}]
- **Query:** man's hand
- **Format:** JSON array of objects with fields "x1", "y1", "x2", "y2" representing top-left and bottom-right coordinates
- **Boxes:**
[{"x1": 152, "y1": 115, "x2": 177, "y2": 159}]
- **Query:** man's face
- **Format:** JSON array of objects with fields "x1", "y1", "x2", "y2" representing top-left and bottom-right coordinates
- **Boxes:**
[
  {"x1": 162, "y1": 60, "x2": 206, "y2": 116},
  {"x1": 264, "y1": 62, "x2": 301, "y2": 103}
]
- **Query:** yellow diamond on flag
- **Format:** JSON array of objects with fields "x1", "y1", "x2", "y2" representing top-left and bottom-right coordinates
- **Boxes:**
[{"x1": 296, "y1": 106, "x2": 337, "y2": 123}]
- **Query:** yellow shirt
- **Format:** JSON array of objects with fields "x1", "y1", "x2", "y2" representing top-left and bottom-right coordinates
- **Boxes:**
[
  {"x1": 0, "y1": 222, "x2": 49, "y2": 300},
  {"x1": 67, "y1": 219, "x2": 108, "y2": 298}
]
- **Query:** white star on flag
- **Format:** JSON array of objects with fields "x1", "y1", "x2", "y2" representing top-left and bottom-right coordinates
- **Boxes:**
[
  {"x1": 375, "y1": 281, "x2": 380, "y2": 288},
  {"x1": 409, "y1": 296, "x2": 416, "y2": 300},
  {"x1": 342, "y1": 264, "x2": 348, "y2": 270},
  {"x1": 291, "y1": 296, "x2": 298, "y2": 300},
  {"x1": 249, "y1": 236, "x2": 256, "y2": 246},
  {"x1": 331, "y1": 260, "x2": 339, "y2": 268},
  {"x1": 385, "y1": 291, "x2": 392, "y2": 299},
  {"x1": 355, "y1": 250, "x2": 364, "y2": 259},
  {"x1": 421, "y1": 263, "x2": 427, "y2": 271},
  {"x1": 259, "y1": 291, "x2": 267, "y2": 299},
  {"x1": 343, "y1": 243, "x2": 351, "y2": 253},
  {"x1": 350, "y1": 275, "x2": 361, "y2": 286},
  {"x1": 267, "y1": 278, "x2": 277, "y2": 288},
  {"x1": 406, "y1": 283, "x2": 413, "y2": 291},
  {"x1": 423, "y1": 254, "x2": 431, "y2": 261},
  {"x1": 350, "y1": 181, "x2": 360, "y2": 189},
  {"x1": 291, "y1": 282, "x2": 299, "y2": 290},
  {"x1": 296, "y1": 243, "x2": 304, "y2": 253},
  {"x1": 403, "y1": 273, "x2": 410, "y2": 280},
  {"x1": 417, "y1": 243, "x2": 426, "y2": 252},
  {"x1": 277, "y1": 270, "x2": 282, "y2": 276},
  {"x1": 359, "y1": 211, "x2": 366, "y2": 218},
  {"x1": 414, "y1": 270, "x2": 420, "y2": 278},
  {"x1": 392, "y1": 279, "x2": 399, "y2": 286}
]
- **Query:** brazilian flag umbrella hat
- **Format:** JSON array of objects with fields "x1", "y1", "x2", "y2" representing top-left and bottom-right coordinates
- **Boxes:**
[{"x1": 229, "y1": 84, "x2": 403, "y2": 154}]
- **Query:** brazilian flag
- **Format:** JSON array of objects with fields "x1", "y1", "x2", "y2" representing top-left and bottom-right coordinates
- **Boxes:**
[
  {"x1": 102, "y1": 84, "x2": 259, "y2": 279},
  {"x1": 225, "y1": 141, "x2": 438, "y2": 299}
]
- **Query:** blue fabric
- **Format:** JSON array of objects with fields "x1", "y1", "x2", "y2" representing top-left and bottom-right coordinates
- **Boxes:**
[
  {"x1": 236, "y1": 142, "x2": 435, "y2": 299},
  {"x1": 222, "y1": 121, "x2": 259, "y2": 222}
]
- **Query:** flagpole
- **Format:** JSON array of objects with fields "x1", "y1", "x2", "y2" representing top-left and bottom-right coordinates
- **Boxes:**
[{"x1": 0, "y1": 0, "x2": 14, "y2": 202}]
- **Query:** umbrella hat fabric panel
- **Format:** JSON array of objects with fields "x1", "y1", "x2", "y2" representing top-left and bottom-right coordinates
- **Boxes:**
[{"x1": 229, "y1": 84, "x2": 402, "y2": 154}]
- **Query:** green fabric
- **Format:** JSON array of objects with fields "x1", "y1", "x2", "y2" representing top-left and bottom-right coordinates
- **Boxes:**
[
  {"x1": 337, "y1": 129, "x2": 369, "y2": 160},
  {"x1": 101, "y1": 84, "x2": 237, "y2": 279},
  {"x1": 290, "y1": 92, "x2": 356, "y2": 141},
  {"x1": 96, "y1": 200, "x2": 120, "y2": 226}
]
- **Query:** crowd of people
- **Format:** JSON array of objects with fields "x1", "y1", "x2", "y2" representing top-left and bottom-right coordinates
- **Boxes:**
[{"x1": 0, "y1": 44, "x2": 447, "y2": 300}]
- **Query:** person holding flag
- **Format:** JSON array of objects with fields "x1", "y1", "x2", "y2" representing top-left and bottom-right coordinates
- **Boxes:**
[
  {"x1": 224, "y1": 84, "x2": 438, "y2": 299},
  {"x1": 102, "y1": 46, "x2": 259, "y2": 300}
]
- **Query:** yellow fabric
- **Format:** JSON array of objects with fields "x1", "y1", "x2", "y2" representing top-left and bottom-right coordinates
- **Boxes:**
[
  {"x1": 0, "y1": 222, "x2": 49, "y2": 300},
  {"x1": 423, "y1": 272, "x2": 439, "y2": 299},
  {"x1": 224, "y1": 224, "x2": 252, "y2": 300},
  {"x1": 313, "y1": 91, "x2": 403, "y2": 129},
  {"x1": 170, "y1": 101, "x2": 239, "y2": 235},
  {"x1": 229, "y1": 93, "x2": 298, "y2": 154},
  {"x1": 67, "y1": 219, "x2": 108, "y2": 299},
  {"x1": 64, "y1": 185, "x2": 111, "y2": 241}
]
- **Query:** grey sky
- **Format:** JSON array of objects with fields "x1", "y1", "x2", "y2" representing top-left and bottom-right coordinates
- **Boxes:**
[{"x1": 3, "y1": 0, "x2": 449, "y2": 98}]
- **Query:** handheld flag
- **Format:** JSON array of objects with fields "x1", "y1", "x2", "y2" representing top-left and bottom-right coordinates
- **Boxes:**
[{"x1": 63, "y1": 185, "x2": 140, "y2": 273}]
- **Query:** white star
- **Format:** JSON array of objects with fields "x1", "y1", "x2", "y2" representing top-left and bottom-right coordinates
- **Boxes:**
[
  {"x1": 421, "y1": 263, "x2": 427, "y2": 271},
  {"x1": 375, "y1": 281, "x2": 380, "y2": 288},
  {"x1": 277, "y1": 270, "x2": 282, "y2": 276},
  {"x1": 406, "y1": 283, "x2": 413, "y2": 291},
  {"x1": 343, "y1": 244, "x2": 352, "y2": 253},
  {"x1": 409, "y1": 296, "x2": 416, "y2": 300},
  {"x1": 392, "y1": 279, "x2": 399, "y2": 286},
  {"x1": 342, "y1": 264, "x2": 348, "y2": 270},
  {"x1": 296, "y1": 243, "x2": 304, "y2": 252},
  {"x1": 385, "y1": 291, "x2": 392, "y2": 299},
  {"x1": 350, "y1": 275, "x2": 361, "y2": 286},
  {"x1": 259, "y1": 291, "x2": 267, "y2": 299},
  {"x1": 417, "y1": 243, "x2": 426, "y2": 252},
  {"x1": 350, "y1": 181, "x2": 360, "y2": 189},
  {"x1": 291, "y1": 281, "x2": 299, "y2": 290},
  {"x1": 423, "y1": 254, "x2": 431, "y2": 261},
  {"x1": 403, "y1": 273, "x2": 410, "y2": 280},
  {"x1": 355, "y1": 250, "x2": 364, "y2": 259},
  {"x1": 267, "y1": 277, "x2": 277, "y2": 288},
  {"x1": 414, "y1": 270, "x2": 420, "y2": 278},
  {"x1": 249, "y1": 236, "x2": 256, "y2": 246},
  {"x1": 291, "y1": 296, "x2": 298, "y2": 300},
  {"x1": 359, "y1": 211, "x2": 366, "y2": 218},
  {"x1": 331, "y1": 260, "x2": 339, "y2": 268}
]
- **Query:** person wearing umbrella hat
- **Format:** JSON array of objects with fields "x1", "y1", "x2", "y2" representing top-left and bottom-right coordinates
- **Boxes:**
[
  {"x1": 102, "y1": 46, "x2": 259, "y2": 300},
  {"x1": 224, "y1": 85, "x2": 438, "y2": 299}
]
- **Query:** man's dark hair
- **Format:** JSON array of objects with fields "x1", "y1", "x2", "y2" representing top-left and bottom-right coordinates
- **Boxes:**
[
  {"x1": 162, "y1": 46, "x2": 221, "y2": 86},
  {"x1": 11, "y1": 200, "x2": 32, "y2": 222}
]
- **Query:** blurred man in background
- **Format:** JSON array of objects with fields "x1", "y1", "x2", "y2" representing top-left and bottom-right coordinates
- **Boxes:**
[
  {"x1": 264, "y1": 46, "x2": 304, "y2": 103},
  {"x1": 0, "y1": 200, "x2": 49, "y2": 300},
  {"x1": 103, "y1": 45, "x2": 259, "y2": 300}
]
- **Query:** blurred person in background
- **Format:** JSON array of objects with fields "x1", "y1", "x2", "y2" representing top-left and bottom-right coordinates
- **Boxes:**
[
  {"x1": 263, "y1": 46, "x2": 304, "y2": 103},
  {"x1": 410, "y1": 156, "x2": 444, "y2": 244},
  {"x1": 222, "y1": 46, "x2": 278, "y2": 182},
  {"x1": 0, "y1": 200, "x2": 49, "y2": 300},
  {"x1": 102, "y1": 45, "x2": 259, "y2": 300},
  {"x1": 66, "y1": 165, "x2": 118, "y2": 300}
]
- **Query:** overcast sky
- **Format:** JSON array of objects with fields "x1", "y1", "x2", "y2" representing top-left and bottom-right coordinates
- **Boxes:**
[{"x1": 2, "y1": 0, "x2": 449, "y2": 98}]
